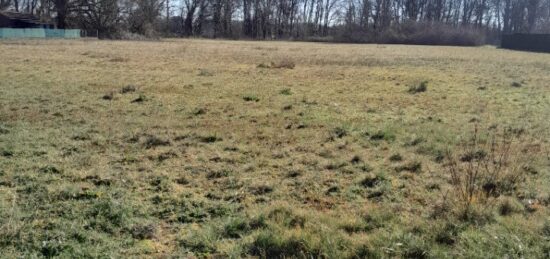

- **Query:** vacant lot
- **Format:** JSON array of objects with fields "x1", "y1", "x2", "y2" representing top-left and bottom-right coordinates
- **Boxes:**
[{"x1": 1, "y1": 39, "x2": 549, "y2": 258}]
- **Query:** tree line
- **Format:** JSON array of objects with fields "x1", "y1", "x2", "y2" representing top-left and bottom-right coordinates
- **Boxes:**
[{"x1": 2, "y1": 0, "x2": 550, "y2": 44}]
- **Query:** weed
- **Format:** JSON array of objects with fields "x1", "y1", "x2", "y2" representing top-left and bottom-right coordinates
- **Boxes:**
[
  {"x1": 84, "y1": 175, "x2": 112, "y2": 186},
  {"x1": 250, "y1": 185, "x2": 274, "y2": 195},
  {"x1": 243, "y1": 95, "x2": 260, "y2": 102},
  {"x1": 179, "y1": 227, "x2": 218, "y2": 254},
  {"x1": 280, "y1": 88, "x2": 292, "y2": 95},
  {"x1": 206, "y1": 169, "x2": 231, "y2": 179},
  {"x1": 408, "y1": 81, "x2": 428, "y2": 94},
  {"x1": 131, "y1": 94, "x2": 146, "y2": 103},
  {"x1": 326, "y1": 186, "x2": 340, "y2": 195},
  {"x1": 1, "y1": 149, "x2": 14, "y2": 157},
  {"x1": 360, "y1": 173, "x2": 385, "y2": 188},
  {"x1": 86, "y1": 198, "x2": 132, "y2": 234},
  {"x1": 325, "y1": 161, "x2": 348, "y2": 170},
  {"x1": 150, "y1": 176, "x2": 172, "y2": 192},
  {"x1": 543, "y1": 221, "x2": 550, "y2": 237},
  {"x1": 249, "y1": 215, "x2": 268, "y2": 229},
  {"x1": 71, "y1": 133, "x2": 91, "y2": 141},
  {"x1": 192, "y1": 107, "x2": 207, "y2": 115},
  {"x1": 102, "y1": 92, "x2": 114, "y2": 100},
  {"x1": 144, "y1": 135, "x2": 170, "y2": 149},
  {"x1": 406, "y1": 137, "x2": 425, "y2": 146},
  {"x1": 522, "y1": 165, "x2": 539, "y2": 175},
  {"x1": 358, "y1": 163, "x2": 373, "y2": 172},
  {"x1": 130, "y1": 223, "x2": 156, "y2": 240},
  {"x1": 39, "y1": 165, "x2": 61, "y2": 174},
  {"x1": 386, "y1": 233, "x2": 430, "y2": 258},
  {"x1": 434, "y1": 223, "x2": 459, "y2": 245},
  {"x1": 198, "y1": 69, "x2": 214, "y2": 76},
  {"x1": 368, "y1": 130, "x2": 396, "y2": 142},
  {"x1": 120, "y1": 85, "x2": 136, "y2": 93},
  {"x1": 0, "y1": 125, "x2": 9, "y2": 134},
  {"x1": 497, "y1": 197, "x2": 524, "y2": 216},
  {"x1": 175, "y1": 177, "x2": 189, "y2": 185},
  {"x1": 273, "y1": 58, "x2": 296, "y2": 69},
  {"x1": 223, "y1": 218, "x2": 251, "y2": 238},
  {"x1": 198, "y1": 135, "x2": 222, "y2": 143},
  {"x1": 250, "y1": 232, "x2": 315, "y2": 257},
  {"x1": 350, "y1": 155, "x2": 362, "y2": 164},
  {"x1": 389, "y1": 153, "x2": 403, "y2": 162},
  {"x1": 287, "y1": 170, "x2": 302, "y2": 178},
  {"x1": 330, "y1": 127, "x2": 348, "y2": 139},
  {"x1": 395, "y1": 161, "x2": 422, "y2": 173},
  {"x1": 268, "y1": 207, "x2": 306, "y2": 228},
  {"x1": 156, "y1": 151, "x2": 178, "y2": 162},
  {"x1": 511, "y1": 81, "x2": 523, "y2": 88},
  {"x1": 110, "y1": 57, "x2": 127, "y2": 62}
]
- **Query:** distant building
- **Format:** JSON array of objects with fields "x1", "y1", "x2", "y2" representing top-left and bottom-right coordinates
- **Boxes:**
[
  {"x1": 0, "y1": 11, "x2": 80, "y2": 39},
  {"x1": 0, "y1": 11, "x2": 54, "y2": 29}
]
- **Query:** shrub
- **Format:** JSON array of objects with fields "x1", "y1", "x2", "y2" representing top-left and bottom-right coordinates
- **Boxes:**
[
  {"x1": 333, "y1": 21, "x2": 487, "y2": 46},
  {"x1": 443, "y1": 126, "x2": 535, "y2": 219}
]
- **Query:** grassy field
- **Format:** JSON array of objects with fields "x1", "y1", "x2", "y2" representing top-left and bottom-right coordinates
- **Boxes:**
[{"x1": 0, "y1": 39, "x2": 549, "y2": 258}]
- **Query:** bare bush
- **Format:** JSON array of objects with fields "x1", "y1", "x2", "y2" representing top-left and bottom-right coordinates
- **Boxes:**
[
  {"x1": 444, "y1": 126, "x2": 537, "y2": 219},
  {"x1": 334, "y1": 22, "x2": 487, "y2": 46}
]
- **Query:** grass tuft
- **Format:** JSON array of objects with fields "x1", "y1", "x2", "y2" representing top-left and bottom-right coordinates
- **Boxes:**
[{"x1": 408, "y1": 81, "x2": 428, "y2": 94}]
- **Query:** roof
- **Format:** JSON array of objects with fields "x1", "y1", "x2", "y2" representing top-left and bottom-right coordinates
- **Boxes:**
[{"x1": 0, "y1": 11, "x2": 51, "y2": 25}]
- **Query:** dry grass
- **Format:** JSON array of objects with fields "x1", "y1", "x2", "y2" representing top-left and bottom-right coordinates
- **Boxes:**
[{"x1": 0, "y1": 39, "x2": 549, "y2": 257}]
